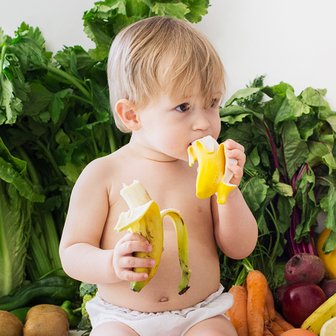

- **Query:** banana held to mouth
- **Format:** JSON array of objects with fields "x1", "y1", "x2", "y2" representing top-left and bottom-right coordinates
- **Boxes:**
[
  {"x1": 188, "y1": 135, "x2": 237, "y2": 204},
  {"x1": 115, "y1": 180, "x2": 191, "y2": 294}
]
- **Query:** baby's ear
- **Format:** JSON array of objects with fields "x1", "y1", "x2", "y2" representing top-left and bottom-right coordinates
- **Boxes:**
[{"x1": 115, "y1": 99, "x2": 141, "y2": 131}]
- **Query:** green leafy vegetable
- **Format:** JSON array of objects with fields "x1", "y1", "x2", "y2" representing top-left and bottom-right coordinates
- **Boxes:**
[
  {"x1": 0, "y1": 181, "x2": 32, "y2": 296},
  {"x1": 219, "y1": 76, "x2": 336, "y2": 289}
]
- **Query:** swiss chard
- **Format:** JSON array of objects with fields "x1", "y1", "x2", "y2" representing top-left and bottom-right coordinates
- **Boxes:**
[{"x1": 219, "y1": 76, "x2": 336, "y2": 288}]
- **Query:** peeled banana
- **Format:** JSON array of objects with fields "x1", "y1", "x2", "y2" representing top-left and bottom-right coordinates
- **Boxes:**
[
  {"x1": 115, "y1": 180, "x2": 191, "y2": 294},
  {"x1": 301, "y1": 292, "x2": 336, "y2": 334},
  {"x1": 188, "y1": 135, "x2": 237, "y2": 204}
]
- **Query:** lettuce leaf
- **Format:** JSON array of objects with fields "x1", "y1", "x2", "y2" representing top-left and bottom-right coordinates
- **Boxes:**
[{"x1": 0, "y1": 181, "x2": 32, "y2": 296}]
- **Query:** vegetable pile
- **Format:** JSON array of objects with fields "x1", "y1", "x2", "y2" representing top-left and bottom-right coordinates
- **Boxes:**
[{"x1": 277, "y1": 252, "x2": 336, "y2": 334}]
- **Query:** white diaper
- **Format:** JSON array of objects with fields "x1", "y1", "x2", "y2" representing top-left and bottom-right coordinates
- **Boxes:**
[{"x1": 86, "y1": 285, "x2": 233, "y2": 336}]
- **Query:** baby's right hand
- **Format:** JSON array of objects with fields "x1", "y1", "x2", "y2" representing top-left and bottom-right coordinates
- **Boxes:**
[{"x1": 113, "y1": 232, "x2": 155, "y2": 282}]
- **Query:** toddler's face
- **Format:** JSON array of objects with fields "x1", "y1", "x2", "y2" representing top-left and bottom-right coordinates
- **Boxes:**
[{"x1": 134, "y1": 88, "x2": 222, "y2": 162}]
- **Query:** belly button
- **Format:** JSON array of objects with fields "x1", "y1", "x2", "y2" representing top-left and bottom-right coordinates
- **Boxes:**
[{"x1": 159, "y1": 296, "x2": 169, "y2": 303}]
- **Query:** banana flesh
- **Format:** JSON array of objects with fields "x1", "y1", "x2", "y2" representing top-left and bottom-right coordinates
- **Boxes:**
[
  {"x1": 188, "y1": 135, "x2": 237, "y2": 204},
  {"x1": 301, "y1": 292, "x2": 336, "y2": 334},
  {"x1": 115, "y1": 180, "x2": 191, "y2": 294}
]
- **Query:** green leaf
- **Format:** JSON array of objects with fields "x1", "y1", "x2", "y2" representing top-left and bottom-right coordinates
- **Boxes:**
[
  {"x1": 224, "y1": 87, "x2": 261, "y2": 107},
  {"x1": 0, "y1": 77, "x2": 23, "y2": 125},
  {"x1": 273, "y1": 182, "x2": 293, "y2": 197},
  {"x1": 0, "y1": 28, "x2": 6, "y2": 47},
  {"x1": 281, "y1": 121, "x2": 309, "y2": 179},
  {"x1": 152, "y1": 3, "x2": 190, "y2": 18},
  {"x1": 220, "y1": 105, "x2": 260, "y2": 125},
  {"x1": 49, "y1": 89, "x2": 71, "y2": 124},
  {"x1": 183, "y1": 0, "x2": 209, "y2": 23},
  {"x1": 24, "y1": 82, "x2": 52, "y2": 118},
  {"x1": 301, "y1": 87, "x2": 328, "y2": 107},
  {"x1": 277, "y1": 196, "x2": 295, "y2": 233},
  {"x1": 320, "y1": 176, "x2": 336, "y2": 235},
  {"x1": 241, "y1": 176, "x2": 268, "y2": 212},
  {"x1": 307, "y1": 141, "x2": 331, "y2": 167},
  {"x1": 264, "y1": 81, "x2": 294, "y2": 97},
  {"x1": 249, "y1": 147, "x2": 260, "y2": 167},
  {"x1": 0, "y1": 138, "x2": 44, "y2": 202},
  {"x1": 274, "y1": 89, "x2": 310, "y2": 125},
  {"x1": 0, "y1": 181, "x2": 32, "y2": 296},
  {"x1": 326, "y1": 115, "x2": 336, "y2": 132}
]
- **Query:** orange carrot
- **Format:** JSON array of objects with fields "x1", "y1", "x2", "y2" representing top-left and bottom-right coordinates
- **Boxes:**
[
  {"x1": 264, "y1": 285, "x2": 276, "y2": 324},
  {"x1": 269, "y1": 320, "x2": 285, "y2": 336},
  {"x1": 274, "y1": 312, "x2": 294, "y2": 331},
  {"x1": 263, "y1": 327, "x2": 274, "y2": 336},
  {"x1": 264, "y1": 301, "x2": 270, "y2": 326},
  {"x1": 227, "y1": 285, "x2": 249, "y2": 336},
  {"x1": 246, "y1": 270, "x2": 268, "y2": 336}
]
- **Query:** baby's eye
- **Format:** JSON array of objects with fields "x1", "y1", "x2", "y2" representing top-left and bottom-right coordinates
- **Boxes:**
[{"x1": 175, "y1": 103, "x2": 191, "y2": 113}]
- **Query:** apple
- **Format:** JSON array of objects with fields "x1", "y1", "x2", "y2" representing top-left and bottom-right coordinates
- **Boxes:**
[{"x1": 280, "y1": 282, "x2": 327, "y2": 327}]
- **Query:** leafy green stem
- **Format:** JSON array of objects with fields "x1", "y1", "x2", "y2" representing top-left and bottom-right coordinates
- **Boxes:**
[
  {"x1": 0, "y1": 44, "x2": 7, "y2": 79},
  {"x1": 46, "y1": 65, "x2": 91, "y2": 100},
  {"x1": 16, "y1": 146, "x2": 41, "y2": 187},
  {"x1": 266, "y1": 202, "x2": 281, "y2": 264},
  {"x1": 263, "y1": 120, "x2": 279, "y2": 170},
  {"x1": 35, "y1": 139, "x2": 65, "y2": 182},
  {"x1": 70, "y1": 94, "x2": 92, "y2": 105},
  {"x1": 242, "y1": 258, "x2": 254, "y2": 272}
]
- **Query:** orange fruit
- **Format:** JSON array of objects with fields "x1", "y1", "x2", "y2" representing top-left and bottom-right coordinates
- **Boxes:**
[{"x1": 280, "y1": 328, "x2": 317, "y2": 336}]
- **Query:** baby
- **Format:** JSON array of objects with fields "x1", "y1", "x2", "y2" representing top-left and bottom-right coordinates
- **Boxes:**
[{"x1": 59, "y1": 16, "x2": 258, "y2": 336}]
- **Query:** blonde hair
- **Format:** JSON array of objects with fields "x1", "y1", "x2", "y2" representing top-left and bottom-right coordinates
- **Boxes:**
[{"x1": 108, "y1": 16, "x2": 225, "y2": 133}]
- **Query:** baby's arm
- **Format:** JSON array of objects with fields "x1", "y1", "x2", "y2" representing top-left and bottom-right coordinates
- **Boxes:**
[
  {"x1": 59, "y1": 159, "x2": 153, "y2": 285},
  {"x1": 212, "y1": 139, "x2": 258, "y2": 259}
]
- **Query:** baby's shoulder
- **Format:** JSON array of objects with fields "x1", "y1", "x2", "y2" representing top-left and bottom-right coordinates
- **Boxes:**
[{"x1": 76, "y1": 150, "x2": 123, "y2": 184}]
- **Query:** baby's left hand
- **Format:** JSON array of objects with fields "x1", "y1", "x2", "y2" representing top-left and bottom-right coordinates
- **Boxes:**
[{"x1": 224, "y1": 139, "x2": 246, "y2": 186}]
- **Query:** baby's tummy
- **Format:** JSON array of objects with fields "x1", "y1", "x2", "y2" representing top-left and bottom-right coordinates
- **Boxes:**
[{"x1": 98, "y1": 233, "x2": 221, "y2": 312}]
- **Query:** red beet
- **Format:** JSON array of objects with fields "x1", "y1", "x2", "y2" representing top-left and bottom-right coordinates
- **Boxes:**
[
  {"x1": 320, "y1": 278, "x2": 336, "y2": 298},
  {"x1": 280, "y1": 282, "x2": 327, "y2": 327},
  {"x1": 285, "y1": 253, "x2": 325, "y2": 284}
]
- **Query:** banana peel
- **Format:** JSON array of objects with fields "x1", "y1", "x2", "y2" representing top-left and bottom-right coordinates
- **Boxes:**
[
  {"x1": 115, "y1": 180, "x2": 191, "y2": 294},
  {"x1": 301, "y1": 292, "x2": 336, "y2": 334},
  {"x1": 188, "y1": 135, "x2": 237, "y2": 204}
]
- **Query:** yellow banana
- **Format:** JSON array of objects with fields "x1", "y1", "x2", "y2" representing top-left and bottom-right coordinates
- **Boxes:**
[
  {"x1": 301, "y1": 292, "x2": 336, "y2": 334},
  {"x1": 188, "y1": 135, "x2": 237, "y2": 204},
  {"x1": 115, "y1": 180, "x2": 191, "y2": 294},
  {"x1": 160, "y1": 209, "x2": 190, "y2": 295}
]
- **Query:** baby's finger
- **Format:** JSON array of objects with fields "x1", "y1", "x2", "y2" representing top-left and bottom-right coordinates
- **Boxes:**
[
  {"x1": 226, "y1": 148, "x2": 246, "y2": 166},
  {"x1": 119, "y1": 256, "x2": 155, "y2": 270},
  {"x1": 118, "y1": 240, "x2": 152, "y2": 256},
  {"x1": 119, "y1": 269, "x2": 149, "y2": 282},
  {"x1": 224, "y1": 139, "x2": 245, "y2": 152},
  {"x1": 119, "y1": 231, "x2": 149, "y2": 243},
  {"x1": 228, "y1": 165, "x2": 244, "y2": 183}
]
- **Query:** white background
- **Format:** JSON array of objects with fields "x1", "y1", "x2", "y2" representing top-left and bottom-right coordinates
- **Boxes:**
[{"x1": 1, "y1": 0, "x2": 335, "y2": 107}]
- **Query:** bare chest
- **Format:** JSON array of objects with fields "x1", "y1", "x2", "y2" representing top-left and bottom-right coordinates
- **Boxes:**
[{"x1": 101, "y1": 159, "x2": 213, "y2": 248}]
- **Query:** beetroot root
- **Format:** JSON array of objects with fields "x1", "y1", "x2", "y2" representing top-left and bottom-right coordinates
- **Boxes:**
[
  {"x1": 285, "y1": 253, "x2": 325, "y2": 284},
  {"x1": 320, "y1": 278, "x2": 336, "y2": 298}
]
